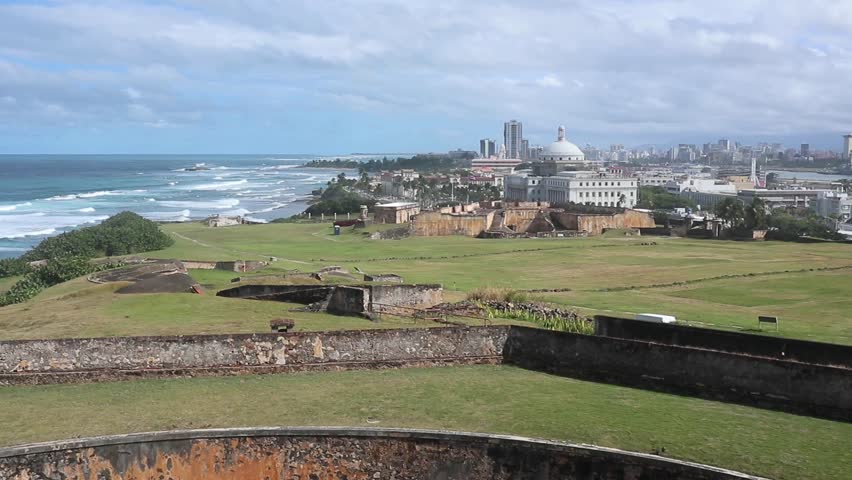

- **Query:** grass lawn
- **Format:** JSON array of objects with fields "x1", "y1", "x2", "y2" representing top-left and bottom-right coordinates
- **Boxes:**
[
  {"x1": 2, "y1": 221, "x2": 852, "y2": 344},
  {"x1": 0, "y1": 365, "x2": 848, "y2": 480}
]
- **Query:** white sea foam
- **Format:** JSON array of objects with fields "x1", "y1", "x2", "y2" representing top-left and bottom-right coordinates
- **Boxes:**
[
  {"x1": 144, "y1": 209, "x2": 192, "y2": 222},
  {"x1": 0, "y1": 213, "x2": 109, "y2": 239},
  {"x1": 47, "y1": 190, "x2": 118, "y2": 201},
  {"x1": 147, "y1": 198, "x2": 157, "y2": 202},
  {"x1": 191, "y1": 179, "x2": 248, "y2": 191},
  {"x1": 0, "y1": 202, "x2": 32, "y2": 212},
  {"x1": 77, "y1": 207, "x2": 96, "y2": 213},
  {"x1": 78, "y1": 191, "x2": 118, "y2": 199},
  {"x1": 159, "y1": 198, "x2": 240, "y2": 210},
  {"x1": 222, "y1": 208, "x2": 251, "y2": 217},
  {"x1": 46, "y1": 194, "x2": 78, "y2": 201}
]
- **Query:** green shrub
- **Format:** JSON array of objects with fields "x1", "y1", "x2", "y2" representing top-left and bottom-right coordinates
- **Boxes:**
[
  {"x1": 467, "y1": 288, "x2": 532, "y2": 304},
  {"x1": 0, "y1": 275, "x2": 46, "y2": 306},
  {"x1": 0, "y1": 258, "x2": 31, "y2": 279},
  {"x1": 32, "y1": 257, "x2": 95, "y2": 285}
]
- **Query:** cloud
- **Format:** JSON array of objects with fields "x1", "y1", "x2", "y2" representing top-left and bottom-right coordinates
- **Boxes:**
[
  {"x1": 536, "y1": 75, "x2": 563, "y2": 88},
  {"x1": 0, "y1": 0, "x2": 850, "y2": 151}
]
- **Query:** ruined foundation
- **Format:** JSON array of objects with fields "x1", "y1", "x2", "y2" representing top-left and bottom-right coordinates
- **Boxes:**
[{"x1": 0, "y1": 428, "x2": 767, "y2": 480}]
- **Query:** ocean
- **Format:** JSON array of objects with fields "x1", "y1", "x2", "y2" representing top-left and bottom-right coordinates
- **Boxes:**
[{"x1": 0, "y1": 154, "x2": 362, "y2": 259}]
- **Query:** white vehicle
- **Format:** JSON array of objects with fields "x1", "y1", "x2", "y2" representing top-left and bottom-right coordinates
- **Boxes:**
[{"x1": 635, "y1": 313, "x2": 677, "y2": 324}]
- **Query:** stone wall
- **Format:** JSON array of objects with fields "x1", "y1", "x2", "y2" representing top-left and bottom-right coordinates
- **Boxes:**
[
  {"x1": 327, "y1": 286, "x2": 369, "y2": 315},
  {"x1": 595, "y1": 315, "x2": 852, "y2": 368},
  {"x1": 0, "y1": 327, "x2": 507, "y2": 385},
  {"x1": 505, "y1": 326, "x2": 852, "y2": 421},
  {"x1": 411, "y1": 211, "x2": 494, "y2": 237},
  {"x1": 0, "y1": 428, "x2": 766, "y2": 480},
  {"x1": 552, "y1": 209, "x2": 655, "y2": 235},
  {"x1": 364, "y1": 273, "x2": 404, "y2": 283},
  {"x1": 181, "y1": 260, "x2": 268, "y2": 272},
  {"x1": 502, "y1": 208, "x2": 542, "y2": 232},
  {"x1": 370, "y1": 284, "x2": 443, "y2": 313}
]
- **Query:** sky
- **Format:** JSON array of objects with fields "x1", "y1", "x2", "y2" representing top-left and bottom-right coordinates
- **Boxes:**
[{"x1": 1, "y1": 0, "x2": 852, "y2": 154}]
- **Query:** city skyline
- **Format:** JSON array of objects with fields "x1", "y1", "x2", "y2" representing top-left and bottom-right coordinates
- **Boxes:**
[{"x1": 1, "y1": 1, "x2": 851, "y2": 154}]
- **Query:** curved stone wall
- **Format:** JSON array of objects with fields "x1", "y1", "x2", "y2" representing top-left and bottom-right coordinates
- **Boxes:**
[{"x1": 0, "y1": 427, "x2": 766, "y2": 480}]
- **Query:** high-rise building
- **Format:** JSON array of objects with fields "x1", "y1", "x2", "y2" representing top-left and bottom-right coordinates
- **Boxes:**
[
  {"x1": 800, "y1": 143, "x2": 810, "y2": 157},
  {"x1": 503, "y1": 120, "x2": 523, "y2": 159},
  {"x1": 843, "y1": 134, "x2": 852, "y2": 163},
  {"x1": 479, "y1": 138, "x2": 496, "y2": 158},
  {"x1": 718, "y1": 138, "x2": 731, "y2": 151},
  {"x1": 521, "y1": 139, "x2": 530, "y2": 160}
]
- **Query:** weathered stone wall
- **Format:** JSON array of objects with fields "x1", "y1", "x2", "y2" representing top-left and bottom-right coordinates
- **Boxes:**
[
  {"x1": 363, "y1": 273, "x2": 404, "y2": 283},
  {"x1": 0, "y1": 428, "x2": 766, "y2": 480},
  {"x1": 501, "y1": 208, "x2": 542, "y2": 232},
  {"x1": 370, "y1": 284, "x2": 443, "y2": 312},
  {"x1": 595, "y1": 315, "x2": 852, "y2": 368},
  {"x1": 411, "y1": 211, "x2": 494, "y2": 237},
  {"x1": 181, "y1": 260, "x2": 268, "y2": 272},
  {"x1": 505, "y1": 326, "x2": 852, "y2": 421},
  {"x1": 0, "y1": 327, "x2": 507, "y2": 385},
  {"x1": 327, "y1": 286, "x2": 369, "y2": 316},
  {"x1": 552, "y1": 209, "x2": 655, "y2": 235}
]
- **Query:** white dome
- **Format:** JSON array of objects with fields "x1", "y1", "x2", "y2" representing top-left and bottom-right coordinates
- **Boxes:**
[
  {"x1": 546, "y1": 139, "x2": 585, "y2": 157},
  {"x1": 543, "y1": 125, "x2": 585, "y2": 160}
]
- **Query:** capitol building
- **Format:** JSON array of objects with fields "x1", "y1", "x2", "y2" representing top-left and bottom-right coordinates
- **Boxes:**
[{"x1": 504, "y1": 125, "x2": 637, "y2": 208}]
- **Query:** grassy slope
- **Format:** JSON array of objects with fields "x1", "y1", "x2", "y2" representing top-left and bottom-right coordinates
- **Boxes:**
[{"x1": 1, "y1": 366, "x2": 849, "y2": 480}]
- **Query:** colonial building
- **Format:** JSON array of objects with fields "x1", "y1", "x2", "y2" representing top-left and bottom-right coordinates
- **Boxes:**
[{"x1": 505, "y1": 171, "x2": 638, "y2": 208}]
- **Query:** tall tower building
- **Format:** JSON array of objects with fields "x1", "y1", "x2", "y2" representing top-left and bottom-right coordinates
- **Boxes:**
[
  {"x1": 800, "y1": 144, "x2": 810, "y2": 157},
  {"x1": 503, "y1": 120, "x2": 523, "y2": 159},
  {"x1": 479, "y1": 138, "x2": 496, "y2": 158},
  {"x1": 521, "y1": 139, "x2": 530, "y2": 160},
  {"x1": 844, "y1": 134, "x2": 852, "y2": 163}
]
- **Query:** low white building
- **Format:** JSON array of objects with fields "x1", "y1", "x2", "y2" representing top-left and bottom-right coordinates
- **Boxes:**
[
  {"x1": 815, "y1": 191, "x2": 852, "y2": 221},
  {"x1": 665, "y1": 178, "x2": 738, "y2": 195},
  {"x1": 504, "y1": 171, "x2": 638, "y2": 208}
]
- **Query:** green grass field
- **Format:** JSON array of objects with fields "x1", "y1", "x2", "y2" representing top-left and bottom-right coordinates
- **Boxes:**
[
  {"x1": 1, "y1": 365, "x2": 848, "y2": 480},
  {"x1": 1, "y1": 221, "x2": 852, "y2": 343}
]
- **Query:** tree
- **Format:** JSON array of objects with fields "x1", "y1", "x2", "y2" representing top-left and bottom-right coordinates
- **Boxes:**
[
  {"x1": 744, "y1": 198, "x2": 768, "y2": 230},
  {"x1": 714, "y1": 198, "x2": 745, "y2": 228}
]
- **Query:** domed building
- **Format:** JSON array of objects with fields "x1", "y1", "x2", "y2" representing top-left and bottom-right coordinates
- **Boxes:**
[{"x1": 540, "y1": 126, "x2": 585, "y2": 164}]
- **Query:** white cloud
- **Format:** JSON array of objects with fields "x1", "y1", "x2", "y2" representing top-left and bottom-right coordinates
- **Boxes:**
[{"x1": 536, "y1": 75, "x2": 563, "y2": 88}]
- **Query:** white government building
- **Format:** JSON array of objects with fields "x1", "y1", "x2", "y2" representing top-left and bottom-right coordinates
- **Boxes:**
[{"x1": 504, "y1": 126, "x2": 638, "y2": 208}]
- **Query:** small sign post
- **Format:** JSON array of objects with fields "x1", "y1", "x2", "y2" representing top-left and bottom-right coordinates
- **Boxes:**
[{"x1": 758, "y1": 315, "x2": 779, "y2": 332}]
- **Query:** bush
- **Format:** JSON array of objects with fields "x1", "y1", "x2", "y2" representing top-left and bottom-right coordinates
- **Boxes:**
[
  {"x1": 0, "y1": 258, "x2": 31, "y2": 279},
  {"x1": 32, "y1": 257, "x2": 95, "y2": 285},
  {"x1": 467, "y1": 287, "x2": 530, "y2": 304},
  {"x1": 0, "y1": 275, "x2": 46, "y2": 306}
]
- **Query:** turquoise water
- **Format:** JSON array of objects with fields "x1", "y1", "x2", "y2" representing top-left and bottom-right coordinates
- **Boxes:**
[{"x1": 0, "y1": 154, "x2": 360, "y2": 258}]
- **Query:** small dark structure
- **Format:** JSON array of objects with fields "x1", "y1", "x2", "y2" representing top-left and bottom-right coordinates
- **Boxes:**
[{"x1": 270, "y1": 319, "x2": 295, "y2": 333}]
